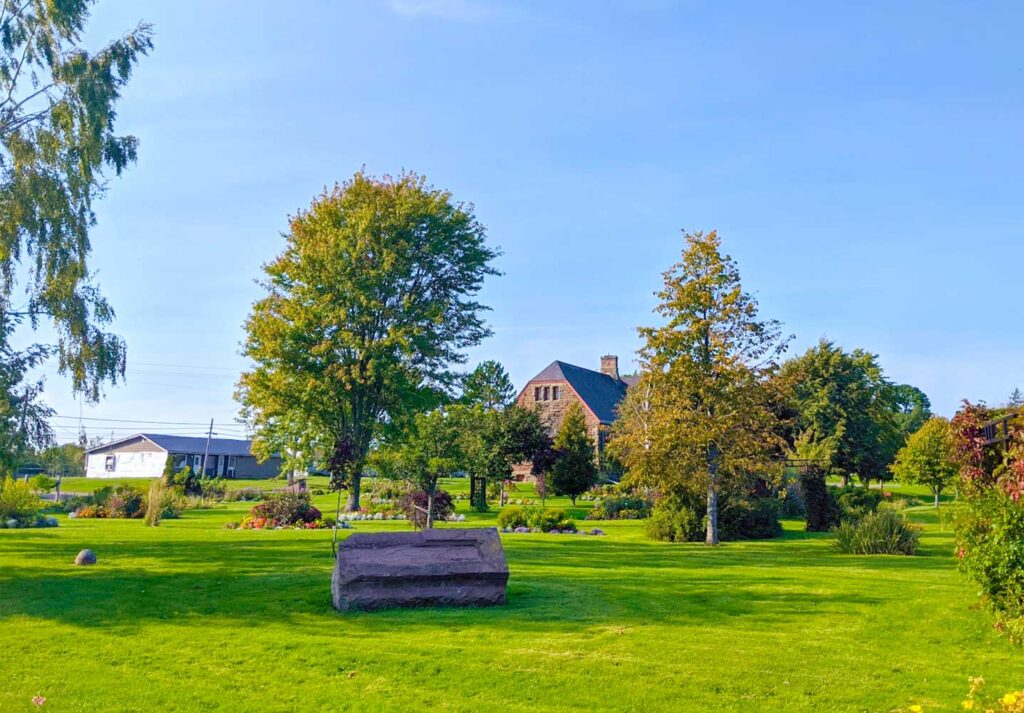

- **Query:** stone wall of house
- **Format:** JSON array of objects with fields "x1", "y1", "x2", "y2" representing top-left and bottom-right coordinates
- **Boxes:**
[{"x1": 513, "y1": 379, "x2": 605, "y2": 481}]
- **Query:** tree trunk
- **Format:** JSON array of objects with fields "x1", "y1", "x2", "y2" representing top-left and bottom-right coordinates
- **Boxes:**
[
  {"x1": 934, "y1": 490, "x2": 940, "y2": 509},
  {"x1": 426, "y1": 482, "x2": 436, "y2": 529},
  {"x1": 705, "y1": 443, "x2": 720, "y2": 546},
  {"x1": 332, "y1": 487, "x2": 344, "y2": 558},
  {"x1": 345, "y1": 473, "x2": 362, "y2": 512}
]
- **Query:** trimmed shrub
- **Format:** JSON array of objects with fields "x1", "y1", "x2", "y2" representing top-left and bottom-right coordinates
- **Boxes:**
[
  {"x1": 720, "y1": 497, "x2": 784, "y2": 540},
  {"x1": 645, "y1": 498, "x2": 702, "y2": 542},
  {"x1": 586, "y1": 494, "x2": 652, "y2": 520},
  {"x1": 832, "y1": 510, "x2": 920, "y2": 555},
  {"x1": 801, "y1": 467, "x2": 839, "y2": 532},
  {"x1": 399, "y1": 489, "x2": 455, "y2": 529},
  {"x1": 497, "y1": 505, "x2": 529, "y2": 529},
  {"x1": 527, "y1": 508, "x2": 568, "y2": 533}
]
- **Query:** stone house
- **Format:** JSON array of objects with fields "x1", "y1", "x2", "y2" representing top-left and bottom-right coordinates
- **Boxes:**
[{"x1": 512, "y1": 355, "x2": 636, "y2": 479}]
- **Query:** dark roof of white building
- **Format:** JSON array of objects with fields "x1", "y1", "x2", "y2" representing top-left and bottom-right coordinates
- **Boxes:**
[{"x1": 85, "y1": 433, "x2": 264, "y2": 457}]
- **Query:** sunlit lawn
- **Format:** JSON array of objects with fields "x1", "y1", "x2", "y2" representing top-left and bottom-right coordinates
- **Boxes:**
[{"x1": 1, "y1": 479, "x2": 1020, "y2": 712}]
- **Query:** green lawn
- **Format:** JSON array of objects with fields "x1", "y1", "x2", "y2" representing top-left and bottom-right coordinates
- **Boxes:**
[{"x1": 1, "y1": 484, "x2": 1020, "y2": 712}]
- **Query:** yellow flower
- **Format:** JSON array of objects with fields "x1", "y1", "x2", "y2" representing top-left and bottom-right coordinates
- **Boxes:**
[
  {"x1": 1001, "y1": 691, "x2": 1020, "y2": 706},
  {"x1": 909, "y1": 706, "x2": 924, "y2": 713},
  {"x1": 963, "y1": 701, "x2": 976, "y2": 710}
]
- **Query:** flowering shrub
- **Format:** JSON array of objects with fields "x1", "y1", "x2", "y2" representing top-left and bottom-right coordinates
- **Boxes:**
[
  {"x1": 497, "y1": 506, "x2": 529, "y2": 529},
  {"x1": 898, "y1": 677, "x2": 1024, "y2": 712},
  {"x1": 952, "y1": 402, "x2": 1024, "y2": 643},
  {"x1": 105, "y1": 486, "x2": 145, "y2": 518},
  {"x1": 238, "y1": 492, "x2": 322, "y2": 529},
  {"x1": 399, "y1": 489, "x2": 454, "y2": 529}
]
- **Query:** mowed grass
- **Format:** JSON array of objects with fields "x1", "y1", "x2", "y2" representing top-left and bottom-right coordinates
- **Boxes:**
[{"x1": 1, "y1": 483, "x2": 1021, "y2": 712}]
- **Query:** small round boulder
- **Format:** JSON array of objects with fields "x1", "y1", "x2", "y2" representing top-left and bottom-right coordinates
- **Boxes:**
[{"x1": 74, "y1": 549, "x2": 97, "y2": 566}]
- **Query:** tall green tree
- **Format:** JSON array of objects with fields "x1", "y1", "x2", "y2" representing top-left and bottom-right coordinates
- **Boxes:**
[
  {"x1": 238, "y1": 171, "x2": 498, "y2": 511},
  {"x1": 549, "y1": 401, "x2": 597, "y2": 505},
  {"x1": 890, "y1": 416, "x2": 957, "y2": 508},
  {"x1": 616, "y1": 230, "x2": 789, "y2": 545},
  {"x1": 457, "y1": 402, "x2": 549, "y2": 501},
  {"x1": 1, "y1": 0, "x2": 152, "y2": 395},
  {"x1": 891, "y1": 384, "x2": 933, "y2": 438},
  {"x1": 777, "y1": 340, "x2": 902, "y2": 487},
  {"x1": 461, "y1": 360, "x2": 515, "y2": 410},
  {"x1": 0, "y1": 1, "x2": 152, "y2": 467},
  {"x1": 373, "y1": 408, "x2": 461, "y2": 528},
  {"x1": 1008, "y1": 388, "x2": 1023, "y2": 409}
]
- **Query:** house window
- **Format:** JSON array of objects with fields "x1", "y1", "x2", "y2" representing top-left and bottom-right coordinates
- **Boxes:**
[
  {"x1": 193, "y1": 454, "x2": 202, "y2": 472},
  {"x1": 104, "y1": 455, "x2": 116, "y2": 472},
  {"x1": 227, "y1": 456, "x2": 237, "y2": 478},
  {"x1": 534, "y1": 386, "x2": 541, "y2": 401},
  {"x1": 543, "y1": 386, "x2": 550, "y2": 400},
  {"x1": 552, "y1": 385, "x2": 560, "y2": 400}
]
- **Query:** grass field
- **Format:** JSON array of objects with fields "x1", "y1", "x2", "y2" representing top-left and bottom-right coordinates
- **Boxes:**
[{"x1": 1, "y1": 480, "x2": 1021, "y2": 712}]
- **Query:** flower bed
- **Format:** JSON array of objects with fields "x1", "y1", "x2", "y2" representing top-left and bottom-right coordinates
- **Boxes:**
[{"x1": 502, "y1": 526, "x2": 605, "y2": 536}]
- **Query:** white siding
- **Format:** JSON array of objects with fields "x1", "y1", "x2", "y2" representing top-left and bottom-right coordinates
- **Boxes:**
[{"x1": 85, "y1": 450, "x2": 165, "y2": 479}]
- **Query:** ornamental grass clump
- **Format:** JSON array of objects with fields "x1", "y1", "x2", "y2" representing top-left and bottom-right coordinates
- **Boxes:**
[{"x1": 832, "y1": 510, "x2": 920, "y2": 555}]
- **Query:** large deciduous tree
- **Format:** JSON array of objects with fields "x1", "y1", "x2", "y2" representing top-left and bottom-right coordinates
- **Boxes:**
[
  {"x1": 890, "y1": 416, "x2": 957, "y2": 508},
  {"x1": 548, "y1": 401, "x2": 597, "y2": 506},
  {"x1": 777, "y1": 340, "x2": 902, "y2": 487},
  {"x1": 0, "y1": 1, "x2": 151, "y2": 469},
  {"x1": 238, "y1": 171, "x2": 498, "y2": 511},
  {"x1": 616, "y1": 230, "x2": 789, "y2": 545}
]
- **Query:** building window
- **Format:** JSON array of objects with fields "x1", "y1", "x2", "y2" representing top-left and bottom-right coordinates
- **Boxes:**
[
  {"x1": 104, "y1": 455, "x2": 116, "y2": 472},
  {"x1": 227, "y1": 455, "x2": 237, "y2": 478},
  {"x1": 552, "y1": 385, "x2": 560, "y2": 400},
  {"x1": 193, "y1": 454, "x2": 202, "y2": 471},
  {"x1": 534, "y1": 386, "x2": 541, "y2": 401},
  {"x1": 543, "y1": 386, "x2": 550, "y2": 400}
]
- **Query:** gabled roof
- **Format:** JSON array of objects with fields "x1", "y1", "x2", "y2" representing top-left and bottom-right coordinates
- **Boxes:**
[
  {"x1": 528, "y1": 360, "x2": 630, "y2": 424},
  {"x1": 86, "y1": 433, "x2": 260, "y2": 457}
]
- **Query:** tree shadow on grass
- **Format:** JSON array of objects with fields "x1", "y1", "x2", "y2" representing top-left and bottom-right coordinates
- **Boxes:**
[{"x1": 1, "y1": 528, "x2": 921, "y2": 633}]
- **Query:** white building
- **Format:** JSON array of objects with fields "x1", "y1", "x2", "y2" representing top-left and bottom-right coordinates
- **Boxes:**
[{"x1": 84, "y1": 433, "x2": 282, "y2": 480}]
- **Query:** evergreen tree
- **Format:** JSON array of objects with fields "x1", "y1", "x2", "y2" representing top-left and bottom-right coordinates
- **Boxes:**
[{"x1": 549, "y1": 402, "x2": 597, "y2": 506}]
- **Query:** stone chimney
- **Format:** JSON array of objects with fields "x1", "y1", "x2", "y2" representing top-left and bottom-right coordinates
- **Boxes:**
[{"x1": 600, "y1": 354, "x2": 620, "y2": 380}]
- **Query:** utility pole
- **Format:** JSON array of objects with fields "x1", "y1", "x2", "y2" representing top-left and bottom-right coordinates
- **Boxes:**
[{"x1": 200, "y1": 419, "x2": 214, "y2": 479}]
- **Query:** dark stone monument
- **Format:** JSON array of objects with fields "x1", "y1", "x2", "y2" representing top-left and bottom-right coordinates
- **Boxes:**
[
  {"x1": 74, "y1": 549, "x2": 96, "y2": 565},
  {"x1": 332, "y1": 528, "x2": 509, "y2": 612}
]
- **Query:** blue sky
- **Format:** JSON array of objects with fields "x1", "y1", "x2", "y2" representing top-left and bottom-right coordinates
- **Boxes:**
[{"x1": 23, "y1": 0, "x2": 1023, "y2": 442}]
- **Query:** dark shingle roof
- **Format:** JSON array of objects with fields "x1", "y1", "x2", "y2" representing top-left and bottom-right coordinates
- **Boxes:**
[
  {"x1": 529, "y1": 361, "x2": 630, "y2": 424},
  {"x1": 86, "y1": 433, "x2": 261, "y2": 457}
]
